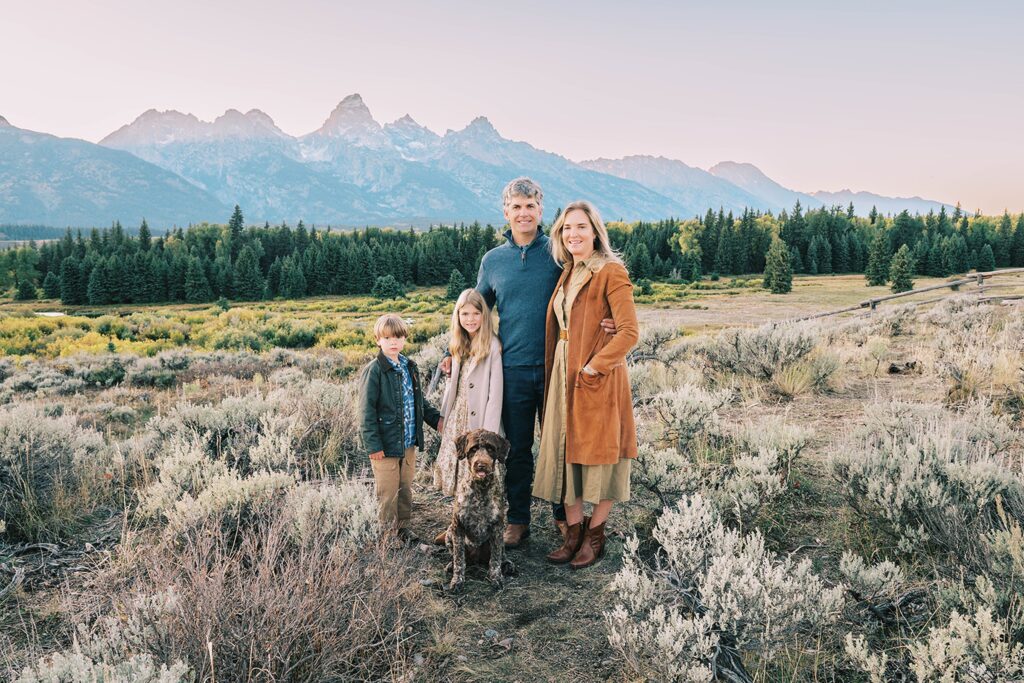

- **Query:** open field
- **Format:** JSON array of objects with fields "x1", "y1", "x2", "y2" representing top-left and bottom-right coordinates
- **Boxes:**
[
  {"x1": 4, "y1": 273, "x2": 1023, "y2": 359},
  {"x1": 2, "y1": 276, "x2": 1024, "y2": 681}
]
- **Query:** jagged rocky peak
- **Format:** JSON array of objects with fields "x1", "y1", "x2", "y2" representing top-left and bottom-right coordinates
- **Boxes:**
[
  {"x1": 317, "y1": 93, "x2": 379, "y2": 132},
  {"x1": 100, "y1": 109, "x2": 206, "y2": 147},
  {"x1": 463, "y1": 115, "x2": 498, "y2": 135},
  {"x1": 211, "y1": 108, "x2": 285, "y2": 138}
]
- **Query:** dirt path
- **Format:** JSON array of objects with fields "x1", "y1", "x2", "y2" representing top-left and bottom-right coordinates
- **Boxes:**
[{"x1": 407, "y1": 486, "x2": 630, "y2": 682}]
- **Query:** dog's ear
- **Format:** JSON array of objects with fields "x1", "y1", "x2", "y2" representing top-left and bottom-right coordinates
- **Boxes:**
[
  {"x1": 455, "y1": 431, "x2": 470, "y2": 460},
  {"x1": 482, "y1": 431, "x2": 510, "y2": 463}
]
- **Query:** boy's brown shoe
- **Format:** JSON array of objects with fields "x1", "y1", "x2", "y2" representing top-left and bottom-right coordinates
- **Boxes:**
[{"x1": 503, "y1": 523, "x2": 530, "y2": 548}]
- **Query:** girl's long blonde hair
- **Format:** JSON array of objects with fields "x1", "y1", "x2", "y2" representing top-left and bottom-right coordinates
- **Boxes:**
[{"x1": 448, "y1": 289, "x2": 496, "y2": 363}]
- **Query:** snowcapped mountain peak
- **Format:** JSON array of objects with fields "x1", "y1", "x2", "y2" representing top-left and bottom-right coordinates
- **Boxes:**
[
  {"x1": 312, "y1": 93, "x2": 386, "y2": 147},
  {"x1": 384, "y1": 114, "x2": 439, "y2": 159},
  {"x1": 210, "y1": 108, "x2": 286, "y2": 139},
  {"x1": 100, "y1": 109, "x2": 206, "y2": 147}
]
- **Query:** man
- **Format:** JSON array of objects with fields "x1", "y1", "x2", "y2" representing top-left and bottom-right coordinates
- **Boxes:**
[{"x1": 470, "y1": 177, "x2": 615, "y2": 547}]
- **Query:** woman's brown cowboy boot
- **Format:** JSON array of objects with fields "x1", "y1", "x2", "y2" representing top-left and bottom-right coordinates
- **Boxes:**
[
  {"x1": 569, "y1": 520, "x2": 606, "y2": 570},
  {"x1": 546, "y1": 516, "x2": 589, "y2": 564}
]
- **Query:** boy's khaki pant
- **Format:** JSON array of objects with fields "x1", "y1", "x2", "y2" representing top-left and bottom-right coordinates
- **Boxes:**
[{"x1": 370, "y1": 447, "x2": 416, "y2": 530}]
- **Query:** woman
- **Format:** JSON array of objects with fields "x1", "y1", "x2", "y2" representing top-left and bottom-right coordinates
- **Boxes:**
[
  {"x1": 432, "y1": 288, "x2": 503, "y2": 542},
  {"x1": 532, "y1": 200, "x2": 639, "y2": 569}
]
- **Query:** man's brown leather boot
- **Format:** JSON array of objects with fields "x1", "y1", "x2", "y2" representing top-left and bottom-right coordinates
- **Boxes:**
[
  {"x1": 503, "y1": 523, "x2": 530, "y2": 548},
  {"x1": 569, "y1": 521, "x2": 606, "y2": 570}
]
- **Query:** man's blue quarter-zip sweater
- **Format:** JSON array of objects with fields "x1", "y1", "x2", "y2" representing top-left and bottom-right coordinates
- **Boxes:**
[{"x1": 476, "y1": 228, "x2": 563, "y2": 368}]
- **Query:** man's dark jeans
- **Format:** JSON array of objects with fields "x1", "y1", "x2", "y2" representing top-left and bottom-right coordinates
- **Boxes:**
[{"x1": 502, "y1": 365, "x2": 565, "y2": 525}]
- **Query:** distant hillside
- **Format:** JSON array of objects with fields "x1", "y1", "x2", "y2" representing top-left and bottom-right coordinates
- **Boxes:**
[
  {"x1": 0, "y1": 225, "x2": 68, "y2": 241},
  {"x1": 810, "y1": 189, "x2": 955, "y2": 216},
  {"x1": 708, "y1": 162, "x2": 823, "y2": 212},
  {"x1": 579, "y1": 156, "x2": 770, "y2": 215},
  {"x1": 0, "y1": 117, "x2": 230, "y2": 228}
]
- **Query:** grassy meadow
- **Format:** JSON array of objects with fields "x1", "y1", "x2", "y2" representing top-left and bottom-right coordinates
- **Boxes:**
[{"x1": 2, "y1": 273, "x2": 1024, "y2": 681}]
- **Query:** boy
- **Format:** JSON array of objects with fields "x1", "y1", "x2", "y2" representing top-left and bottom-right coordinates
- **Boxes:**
[{"x1": 360, "y1": 313, "x2": 442, "y2": 541}]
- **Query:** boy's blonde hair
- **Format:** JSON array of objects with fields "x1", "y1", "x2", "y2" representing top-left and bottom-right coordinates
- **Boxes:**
[
  {"x1": 449, "y1": 289, "x2": 497, "y2": 363},
  {"x1": 373, "y1": 313, "x2": 409, "y2": 340}
]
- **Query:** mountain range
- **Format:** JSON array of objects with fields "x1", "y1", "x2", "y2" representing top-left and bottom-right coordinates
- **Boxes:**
[{"x1": 0, "y1": 98, "x2": 956, "y2": 228}]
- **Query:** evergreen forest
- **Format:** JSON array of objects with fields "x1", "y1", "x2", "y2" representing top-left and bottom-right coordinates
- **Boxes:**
[{"x1": 2, "y1": 202, "x2": 1023, "y2": 305}]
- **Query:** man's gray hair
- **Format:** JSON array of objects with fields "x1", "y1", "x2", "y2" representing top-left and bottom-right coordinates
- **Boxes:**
[{"x1": 502, "y1": 177, "x2": 543, "y2": 207}]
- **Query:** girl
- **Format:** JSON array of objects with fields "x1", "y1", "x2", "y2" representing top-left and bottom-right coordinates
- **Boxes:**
[{"x1": 433, "y1": 289, "x2": 503, "y2": 500}]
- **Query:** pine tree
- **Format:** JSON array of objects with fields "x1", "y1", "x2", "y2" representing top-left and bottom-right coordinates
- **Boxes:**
[
  {"x1": 138, "y1": 219, "x2": 152, "y2": 251},
  {"x1": 977, "y1": 243, "x2": 996, "y2": 272},
  {"x1": 865, "y1": 230, "x2": 890, "y2": 286},
  {"x1": 280, "y1": 255, "x2": 307, "y2": 299},
  {"x1": 713, "y1": 225, "x2": 734, "y2": 275},
  {"x1": 762, "y1": 238, "x2": 792, "y2": 294},
  {"x1": 1012, "y1": 215, "x2": 1024, "y2": 267},
  {"x1": 87, "y1": 261, "x2": 110, "y2": 304},
  {"x1": 927, "y1": 243, "x2": 947, "y2": 277},
  {"x1": 228, "y1": 205, "x2": 244, "y2": 259},
  {"x1": 59, "y1": 256, "x2": 82, "y2": 304},
  {"x1": 446, "y1": 269, "x2": 466, "y2": 300},
  {"x1": 14, "y1": 277, "x2": 37, "y2": 301},
  {"x1": 184, "y1": 257, "x2": 213, "y2": 303},
  {"x1": 266, "y1": 256, "x2": 283, "y2": 297},
  {"x1": 42, "y1": 271, "x2": 61, "y2": 299},
  {"x1": 833, "y1": 233, "x2": 850, "y2": 273},
  {"x1": 889, "y1": 244, "x2": 914, "y2": 293},
  {"x1": 232, "y1": 245, "x2": 265, "y2": 300},
  {"x1": 816, "y1": 235, "x2": 833, "y2": 274},
  {"x1": 628, "y1": 243, "x2": 653, "y2": 280},
  {"x1": 371, "y1": 274, "x2": 404, "y2": 299},
  {"x1": 789, "y1": 246, "x2": 803, "y2": 274}
]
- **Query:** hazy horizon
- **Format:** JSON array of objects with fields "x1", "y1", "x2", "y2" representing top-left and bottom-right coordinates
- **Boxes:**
[{"x1": 2, "y1": 0, "x2": 1021, "y2": 214}]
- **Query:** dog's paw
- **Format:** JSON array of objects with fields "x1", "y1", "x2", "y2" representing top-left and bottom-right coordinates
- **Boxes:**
[
  {"x1": 446, "y1": 579, "x2": 465, "y2": 594},
  {"x1": 501, "y1": 559, "x2": 518, "y2": 576}
]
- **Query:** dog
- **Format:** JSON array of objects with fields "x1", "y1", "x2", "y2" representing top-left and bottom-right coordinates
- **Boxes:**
[{"x1": 446, "y1": 429, "x2": 512, "y2": 592}]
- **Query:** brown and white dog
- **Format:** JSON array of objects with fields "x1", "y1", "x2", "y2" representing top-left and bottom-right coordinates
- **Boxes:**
[{"x1": 446, "y1": 429, "x2": 511, "y2": 592}]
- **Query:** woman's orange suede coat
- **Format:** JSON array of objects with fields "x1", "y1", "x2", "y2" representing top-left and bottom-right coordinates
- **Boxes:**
[{"x1": 543, "y1": 260, "x2": 639, "y2": 466}]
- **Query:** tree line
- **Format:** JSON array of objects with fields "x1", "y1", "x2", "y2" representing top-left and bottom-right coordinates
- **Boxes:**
[{"x1": 2, "y1": 203, "x2": 1023, "y2": 303}]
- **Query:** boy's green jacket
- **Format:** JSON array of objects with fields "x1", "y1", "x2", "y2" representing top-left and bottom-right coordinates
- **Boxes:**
[{"x1": 360, "y1": 351, "x2": 441, "y2": 457}]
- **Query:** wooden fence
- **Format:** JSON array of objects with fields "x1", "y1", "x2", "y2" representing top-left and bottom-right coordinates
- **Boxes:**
[{"x1": 794, "y1": 267, "x2": 1024, "y2": 322}]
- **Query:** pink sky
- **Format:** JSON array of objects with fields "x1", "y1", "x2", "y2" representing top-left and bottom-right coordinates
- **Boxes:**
[{"x1": 2, "y1": 0, "x2": 1021, "y2": 214}]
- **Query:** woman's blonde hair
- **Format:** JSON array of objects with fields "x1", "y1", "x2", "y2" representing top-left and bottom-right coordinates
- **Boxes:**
[
  {"x1": 549, "y1": 200, "x2": 624, "y2": 267},
  {"x1": 448, "y1": 289, "x2": 496, "y2": 363}
]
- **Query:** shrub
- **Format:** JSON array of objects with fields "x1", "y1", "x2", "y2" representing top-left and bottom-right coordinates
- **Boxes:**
[
  {"x1": 643, "y1": 384, "x2": 731, "y2": 453},
  {"x1": 17, "y1": 595, "x2": 190, "y2": 683},
  {"x1": 100, "y1": 500, "x2": 418, "y2": 682},
  {"x1": 846, "y1": 607, "x2": 1024, "y2": 682},
  {"x1": 830, "y1": 401, "x2": 1023, "y2": 564},
  {"x1": 839, "y1": 551, "x2": 904, "y2": 601},
  {"x1": 0, "y1": 404, "x2": 109, "y2": 542},
  {"x1": 607, "y1": 494, "x2": 844, "y2": 678},
  {"x1": 699, "y1": 323, "x2": 817, "y2": 382}
]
